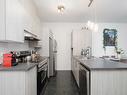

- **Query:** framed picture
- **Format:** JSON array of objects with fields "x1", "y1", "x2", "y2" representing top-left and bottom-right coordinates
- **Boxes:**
[{"x1": 103, "y1": 29, "x2": 117, "y2": 46}]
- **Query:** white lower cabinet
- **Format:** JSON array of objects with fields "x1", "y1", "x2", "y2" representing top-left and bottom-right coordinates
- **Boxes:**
[
  {"x1": 0, "y1": 66, "x2": 37, "y2": 95},
  {"x1": 90, "y1": 70, "x2": 127, "y2": 95},
  {"x1": 73, "y1": 59, "x2": 127, "y2": 95},
  {"x1": 72, "y1": 58, "x2": 79, "y2": 87},
  {"x1": 25, "y1": 67, "x2": 37, "y2": 95},
  {"x1": 76, "y1": 61, "x2": 79, "y2": 86}
]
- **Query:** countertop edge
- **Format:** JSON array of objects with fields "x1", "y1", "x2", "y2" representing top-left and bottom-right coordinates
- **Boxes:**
[
  {"x1": 0, "y1": 57, "x2": 49, "y2": 71},
  {"x1": 0, "y1": 63, "x2": 38, "y2": 71},
  {"x1": 73, "y1": 56, "x2": 127, "y2": 71}
]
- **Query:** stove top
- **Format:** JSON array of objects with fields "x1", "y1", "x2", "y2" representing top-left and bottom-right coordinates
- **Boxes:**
[{"x1": 30, "y1": 57, "x2": 48, "y2": 68}]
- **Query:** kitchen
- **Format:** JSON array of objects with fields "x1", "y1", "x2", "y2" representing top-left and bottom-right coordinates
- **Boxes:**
[{"x1": 0, "y1": 0, "x2": 127, "y2": 95}]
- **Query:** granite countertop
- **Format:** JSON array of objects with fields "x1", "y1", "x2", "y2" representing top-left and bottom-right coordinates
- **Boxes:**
[
  {"x1": 0, "y1": 63, "x2": 38, "y2": 71},
  {"x1": 74, "y1": 56, "x2": 127, "y2": 70},
  {"x1": 0, "y1": 57, "x2": 49, "y2": 71}
]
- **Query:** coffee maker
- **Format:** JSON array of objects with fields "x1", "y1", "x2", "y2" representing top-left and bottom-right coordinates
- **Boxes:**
[
  {"x1": 3, "y1": 51, "x2": 32, "y2": 67},
  {"x1": 3, "y1": 52, "x2": 18, "y2": 67}
]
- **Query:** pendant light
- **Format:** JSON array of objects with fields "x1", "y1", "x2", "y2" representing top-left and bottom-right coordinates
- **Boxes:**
[
  {"x1": 57, "y1": 5, "x2": 65, "y2": 14},
  {"x1": 93, "y1": 0, "x2": 98, "y2": 32},
  {"x1": 57, "y1": 0, "x2": 65, "y2": 14},
  {"x1": 86, "y1": 0, "x2": 98, "y2": 32},
  {"x1": 87, "y1": 0, "x2": 94, "y2": 31}
]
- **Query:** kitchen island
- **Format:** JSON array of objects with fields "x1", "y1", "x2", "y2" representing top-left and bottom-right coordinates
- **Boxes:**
[
  {"x1": 72, "y1": 56, "x2": 127, "y2": 95},
  {"x1": 0, "y1": 63, "x2": 37, "y2": 95}
]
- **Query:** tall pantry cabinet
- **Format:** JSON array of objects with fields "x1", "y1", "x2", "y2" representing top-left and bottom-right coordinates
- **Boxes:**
[{"x1": 0, "y1": 0, "x2": 25, "y2": 42}]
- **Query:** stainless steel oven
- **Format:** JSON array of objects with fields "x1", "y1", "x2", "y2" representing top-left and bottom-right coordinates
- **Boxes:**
[
  {"x1": 37, "y1": 59, "x2": 48, "y2": 95},
  {"x1": 79, "y1": 64, "x2": 90, "y2": 95}
]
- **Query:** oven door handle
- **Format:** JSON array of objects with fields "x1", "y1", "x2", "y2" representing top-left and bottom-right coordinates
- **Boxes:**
[{"x1": 41, "y1": 74, "x2": 47, "y2": 83}]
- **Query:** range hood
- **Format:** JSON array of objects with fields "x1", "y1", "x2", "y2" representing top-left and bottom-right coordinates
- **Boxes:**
[{"x1": 24, "y1": 30, "x2": 40, "y2": 41}]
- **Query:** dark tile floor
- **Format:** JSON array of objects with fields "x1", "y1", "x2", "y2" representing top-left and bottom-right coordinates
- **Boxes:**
[{"x1": 43, "y1": 71, "x2": 79, "y2": 95}]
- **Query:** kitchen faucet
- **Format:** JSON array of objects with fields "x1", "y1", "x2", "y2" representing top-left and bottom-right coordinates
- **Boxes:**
[{"x1": 81, "y1": 47, "x2": 91, "y2": 59}]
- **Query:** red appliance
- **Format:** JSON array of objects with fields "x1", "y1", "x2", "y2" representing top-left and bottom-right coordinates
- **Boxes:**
[{"x1": 3, "y1": 54, "x2": 12, "y2": 67}]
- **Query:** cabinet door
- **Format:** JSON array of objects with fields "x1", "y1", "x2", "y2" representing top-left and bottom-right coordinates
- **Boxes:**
[
  {"x1": 6, "y1": 0, "x2": 24, "y2": 42},
  {"x1": 41, "y1": 28, "x2": 50, "y2": 57},
  {"x1": 72, "y1": 58, "x2": 75, "y2": 74},
  {"x1": 0, "y1": 71, "x2": 26, "y2": 95},
  {"x1": 72, "y1": 31, "x2": 78, "y2": 55},
  {"x1": 24, "y1": 11, "x2": 41, "y2": 38},
  {"x1": 71, "y1": 57, "x2": 74, "y2": 71},
  {"x1": 0, "y1": 0, "x2": 5, "y2": 40},
  {"x1": 34, "y1": 18, "x2": 41, "y2": 39},
  {"x1": 24, "y1": 9, "x2": 32, "y2": 33},
  {"x1": 72, "y1": 31, "x2": 85, "y2": 55},
  {"x1": 76, "y1": 62, "x2": 79, "y2": 86},
  {"x1": 32, "y1": 17, "x2": 39, "y2": 37},
  {"x1": 25, "y1": 67, "x2": 37, "y2": 95},
  {"x1": 74, "y1": 59, "x2": 77, "y2": 80},
  {"x1": 72, "y1": 59, "x2": 79, "y2": 87}
]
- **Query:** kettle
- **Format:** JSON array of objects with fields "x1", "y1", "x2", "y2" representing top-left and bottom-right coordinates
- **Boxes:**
[{"x1": 26, "y1": 56, "x2": 31, "y2": 63}]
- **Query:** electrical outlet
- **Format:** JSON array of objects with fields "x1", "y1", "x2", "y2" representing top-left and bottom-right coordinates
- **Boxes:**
[
  {"x1": 0, "y1": 52, "x2": 3, "y2": 57},
  {"x1": 0, "y1": 52, "x2": 4, "y2": 64}
]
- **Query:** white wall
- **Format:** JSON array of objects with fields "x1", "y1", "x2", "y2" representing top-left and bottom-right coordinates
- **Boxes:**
[
  {"x1": 92, "y1": 23, "x2": 127, "y2": 58},
  {"x1": 41, "y1": 23, "x2": 86, "y2": 70}
]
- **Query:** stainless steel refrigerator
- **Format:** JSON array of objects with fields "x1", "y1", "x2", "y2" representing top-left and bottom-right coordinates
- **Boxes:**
[{"x1": 49, "y1": 37, "x2": 57, "y2": 77}]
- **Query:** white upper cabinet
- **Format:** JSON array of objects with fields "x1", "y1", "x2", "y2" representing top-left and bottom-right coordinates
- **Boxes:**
[
  {"x1": 0, "y1": 0, "x2": 24, "y2": 42},
  {"x1": 24, "y1": 10, "x2": 33, "y2": 34},
  {"x1": 23, "y1": 8, "x2": 41, "y2": 39},
  {"x1": 34, "y1": 18, "x2": 41, "y2": 39},
  {"x1": 0, "y1": 0, "x2": 41, "y2": 42},
  {"x1": 31, "y1": 16, "x2": 41, "y2": 39},
  {"x1": 0, "y1": 0, "x2": 5, "y2": 41}
]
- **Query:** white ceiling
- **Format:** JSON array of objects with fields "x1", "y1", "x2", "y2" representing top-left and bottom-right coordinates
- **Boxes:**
[{"x1": 33, "y1": 0, "x2": 127, "y2": 22}]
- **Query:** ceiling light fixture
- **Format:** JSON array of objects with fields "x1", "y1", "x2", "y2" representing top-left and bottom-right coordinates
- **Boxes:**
[
  {"x1": 86, "y1": 0, "x2": 99, "y2": 32},
  {"x1": 57, "y1": 5, "x2": 65, "y2": 14},
  {"x1": 86, "y1": 21, "x2": 98, "y2": 32},
  {"x1": 88, "y1": 0, "x2": 93, "y2": 7}
]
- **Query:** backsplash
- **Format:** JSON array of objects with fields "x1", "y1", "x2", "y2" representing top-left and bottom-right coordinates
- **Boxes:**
[
  {"x1": 0, "y1": 41, "x2": 33, "y2": 54},
  {"x1": 0, "y1": 41, "x2": 42, "y2": 64}
]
